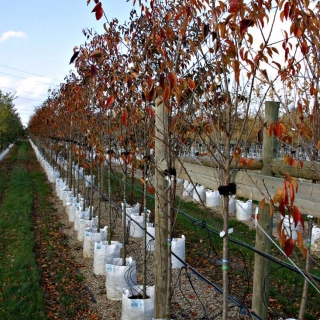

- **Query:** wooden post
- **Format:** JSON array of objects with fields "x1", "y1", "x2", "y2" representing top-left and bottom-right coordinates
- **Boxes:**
[
  {"x1": 252, "y1": 101, "x2": 279, "y2": 318},
  {"x1": 154, "y1": 102, "x2": 170, "y2": 318},
  {"x1": 261, "y1": 101, "x2": 279, "y2": 176}
]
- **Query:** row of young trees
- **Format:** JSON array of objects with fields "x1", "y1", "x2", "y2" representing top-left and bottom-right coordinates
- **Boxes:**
[
  {"x1": 28, "y1": 0, "x2": 320, "y2": 318},
  {"x1": 0, "y1": 90, "x2": 24, "y2": 151}
]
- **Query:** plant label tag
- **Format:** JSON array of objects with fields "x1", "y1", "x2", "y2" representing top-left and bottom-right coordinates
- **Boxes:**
[
  {"x1": 106, "y1": 264, "x2": 115, "y2": 273},
  {"x1": 131, "y1": 300, "x2": 144, "y2": 308}
]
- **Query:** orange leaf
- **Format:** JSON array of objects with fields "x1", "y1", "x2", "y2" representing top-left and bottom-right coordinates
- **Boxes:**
[
  {"x1": 247, "y1": 158, "x2": 254, "y2": 167},
  {"x1": 167, "y1": 72, "x2": 177, "y2": 89},
  {"x1": 273, "y1": 186, "x2": 284, "y2": 203},
  {"x1": 187, "y1": 78, "x2": 196, "y2": 90},
  {"x1": 268, "y1": 122, "x2": 274, "y2": 137},
  {"x1": 106, "y1": 96, "x2": 115, "y2": 108},
  {"x1": 317, "y1": 140, "x2": 320, "y2": 149},
  {"x1": 240, "y1": 157, "x2": 247, "y2": 167},
  {"x1": 284, "y1": 154, "x2": 290, "y2": 165},
  {"x1": 233, "y1": 146, "x2": 241, "y2": 160},
  {"x1": 296, "y1": 230, "x2": 304, "y2": 249},
  {"x1": 163, "y1": 85, "x2": 171, "y2": 104},
  {"x1": 233, "y1": 59, "x2": 240, "y2": 84},
  {"x1": 260, "y1": 198, "x2": 266, "y2": 210}
]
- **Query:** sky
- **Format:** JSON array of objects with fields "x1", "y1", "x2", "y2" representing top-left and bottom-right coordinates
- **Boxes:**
[{"x1": 0, "y1": 0, "x2": 137, "y2": 127}]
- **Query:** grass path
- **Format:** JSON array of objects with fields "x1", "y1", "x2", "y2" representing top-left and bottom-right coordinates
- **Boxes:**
[{"x1": 0, "y1": 141, "x2": 98, "y2": 320}]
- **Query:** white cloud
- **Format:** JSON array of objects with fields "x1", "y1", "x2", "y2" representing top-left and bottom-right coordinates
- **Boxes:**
[
  {"x1": 0, "y1": 31, "x2": 28, "y2": 43},
  {"x1": 0, "y1": 76, "x2": 13, "y2": 88}
]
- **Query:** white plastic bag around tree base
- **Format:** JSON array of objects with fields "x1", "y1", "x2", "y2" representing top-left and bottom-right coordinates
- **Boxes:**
[
  {"x1": 193, "y1": 185, "x2": 206, "y2": 202},
  {"x1": 146, "y1": 223, "x2": 155, "y2": 252},
  {"x1": 122, "y1": 202, "x2": 141, "y2": 226},
  {"x1": 129, "y1": 214, "x2": 144, "y2": 238},
  {"x1": 121, "y1": 285, "x2": 154, "y2": 320},
  {"x1": 83, "y1": 226, "x2": 108, "y2": 259},
  {"x1": 93, "y1": 240, "x2": 122, "y2": 275},
  {"x1": 83, "y1": 227, "x2": 97, "y2": 258},
  {"x1": 182, "y1": 181, "x2": 194, "y2": 197},
  {"x1": 105, "y1": 257, "x2": 137, "y2": 301},
  {"x1": 171, "y1": 235, "x2": 186, "y2": 269},
  {"x1": 206, "y1": 190, "x2": 220, "y2": 207},
  {"x1": 236, "y1": 200, "x2": 252, "y2": 221},
  {"x1": 311, "y1": 226, "x2": 320, "y2": 251}
]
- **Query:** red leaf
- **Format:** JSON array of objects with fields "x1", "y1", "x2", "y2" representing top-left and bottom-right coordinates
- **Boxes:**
[
  {"x1": 90, "y1": 65, "x2": 98, "y2": 77},
  {"x1": 276, "y1": 121, "x2": 283, "y2": 138},
  {"x1": 289, "y1": 157, "x2": 295, "y2": 167},
  {"x1": 293, "y1": 205, "x2": 301, "y2": 228},
  {"x1": 299, "y1": 160, "x2": 304, "y2": 168},
  {"x1": 239, "y1": 19, "x2": 254, "y2": 36},
  {"x1": 148, "y1": 107, "x2": 155, "y2": 118},
  {"x1": 147, "y1": 83, "x2": 156, "y2": 101},
  {"x1": 160, "y1": 73, "x2": 165, "y2": 90},
  {"x1": 229, "y1": 0, "x2": 238, "y2": 13},
  {"x1": 279, "y1": 200, "x2": 285, "y2": 217},
  {"x1": 283, "y1": 180, "x2": 289, "y2": 206},
  {"x1": 284, "y1": 238, "x2": 295, "y2": 257},
  {"x1": 106, "y1": 96, "x2": 115, "y2": 108},
  {"x1": 122, "y1": 111, "x2": 127, "y2": 127},
  {"x1": 91, "y1": 2, "x2": 104, "y2": 20},
  {"x1": 148, "y1": 186, "x2": 155, "y2": 194},
  {"x1": 283, "y1": 2, "x2": 290, "y2": 20}
]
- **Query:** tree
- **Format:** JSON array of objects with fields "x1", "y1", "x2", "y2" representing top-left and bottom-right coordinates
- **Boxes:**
[
  {"x1": 0, "y1": 90, "x2": 24, "y2": 150},
  {"x1": 28, "y1": 0, "x2": 320, "y2": 318}
]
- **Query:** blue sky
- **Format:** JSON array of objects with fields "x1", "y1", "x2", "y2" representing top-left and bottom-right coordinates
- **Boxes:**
[{"x1": 0, "y1": 0, "x2": 136, "y2": 126}]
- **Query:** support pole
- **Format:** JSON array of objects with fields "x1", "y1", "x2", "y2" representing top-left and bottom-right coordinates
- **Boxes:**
[
  {"x1": 252, "y1": 101, "x2": 279, "y2": 319},
  {"x1": 154, "y1": 102, "x2": 170, "y2": 319}
]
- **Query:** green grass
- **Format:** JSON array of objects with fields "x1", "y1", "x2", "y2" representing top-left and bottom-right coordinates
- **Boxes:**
[{"x1": 0, "y1": 142, "x2": 46, "y2": 320}]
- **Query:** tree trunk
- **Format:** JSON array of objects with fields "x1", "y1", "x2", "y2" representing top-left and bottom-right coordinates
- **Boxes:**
[
  {"x1": 154, "y1": 102, "x2": 170, "y2": 319},
  {"x1": 298, "y1": 218, "x2": 312, "y2": 319}
]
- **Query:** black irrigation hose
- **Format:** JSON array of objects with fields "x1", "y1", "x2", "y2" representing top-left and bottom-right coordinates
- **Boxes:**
[
  {"x1": 171, "y1": 251, "x2": 263, "y2": 320},
  {"x1": 176, "y1": 209, "x2": 320, "y2": 284},
  {"x1": 228, "y1": 248, "x2": 251, "y2": 304}
]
